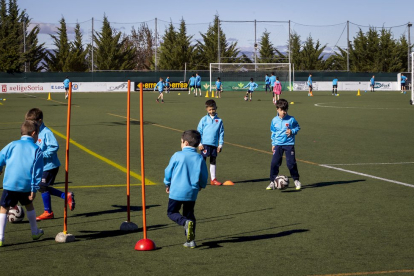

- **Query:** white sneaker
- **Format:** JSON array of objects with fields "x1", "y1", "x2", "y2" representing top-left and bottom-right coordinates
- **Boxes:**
[
  {"x1": 65, "y1": 94, "x2": 68, "y2": 99},
  {"x1": 294, "y1": 180, "x2": 301, "y2": 190},
  {"x1": 266, "y1": 181, "x2": 275, "y2": 190}
]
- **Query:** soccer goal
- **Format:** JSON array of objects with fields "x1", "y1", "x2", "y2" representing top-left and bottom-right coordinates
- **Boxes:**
[
  {"x1": 411, "y1": 52, "x2": 414, "y2": 105},
  {"x1": 209, "y1": 63, "x2": 292, "y2": 92}
]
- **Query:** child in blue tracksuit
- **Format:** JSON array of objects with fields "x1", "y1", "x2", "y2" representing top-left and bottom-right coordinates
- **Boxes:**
[
  {"x1": 0, "y1": 120, "x2": 44, "y2": 246},
  {"x1": 165, "y1": 76, "x2": 170, "y2": 93},
  {"x1": 215, "y1": 78, "x2": 222, "y2": 98},
  {"x1": 269, "y1": 72, "x2": 276, "y2": 92},
  {"x1": 332, "y1": 77, "x2": 338, "y2": 96},
  {"x1": 243, "y1": 78, "x2": 259, "y2": 101},
  {"x1": 265, "y1": 74, "x2": 271, "y2": 93},
  {"x1": 164, "y1": 130, "x2": 208, "y2": 248},
  {"x1": 154, "y1": 77, "x2": 166, "y2": 103},
  {"x1": 195, "y1": 73, "x2": 202, "y2": 97},
  {"x1": 25, "y1": 108, "x2": 75, "y2": 221},
  {"x1": 188, "y1": 75, "x2": 196, "y2": 95},
  {"x1": 267, "y1": 99, "x2": 302, "y2": 190},
  {"x1": 370, "y1": 75, "x2": 375, "y2": 92},
  {"x1": 197, "y1": 100, "x2": 224, "y2": 185},
  {"x1": 63, "y1": 76, "x2": 70, "y2": 99}
]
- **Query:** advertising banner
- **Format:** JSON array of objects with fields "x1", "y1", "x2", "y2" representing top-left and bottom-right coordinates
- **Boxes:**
[{"x1": 134, "y1": 81, "x2": 189, "y2": 91}]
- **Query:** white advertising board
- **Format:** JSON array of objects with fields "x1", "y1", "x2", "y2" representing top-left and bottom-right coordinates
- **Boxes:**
[
  {"x1": 1, "y1": 82, "x2": 129, "y2": 93},
  {"x1": 293, "y1": 81, "x2": 398, "y2": 91}
]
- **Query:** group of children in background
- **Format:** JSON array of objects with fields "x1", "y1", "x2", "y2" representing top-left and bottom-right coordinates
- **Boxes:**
[{"x1": 0, "y1": 108, "x2": 75, "y2": 246}]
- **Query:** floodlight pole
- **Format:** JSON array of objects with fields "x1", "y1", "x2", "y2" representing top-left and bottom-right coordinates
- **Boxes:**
[
  {"x1": 155, "y1": 18, "x2": 158, "y2": 71},
  {"x1": 347, "y1": 21, "x2": 350, "y2": 72},
  {"x1": 23, "y1": 16, "x2": 26, "y2": 72},
  {"x1": 218, "y1": 17, "x2": 221, "y2": 71},
  {"x1": 254, "y1": 20, "x2": 257, "y2": 71},
  {"x1": 91, "y1": 17, "x2": 94, "y2": 72},
  {"x1": 408, "y1": 22, "x2": 412, "y2": 73},
  {"x1": 288, "y1": 20, "x2": 291, "y2": 65}
]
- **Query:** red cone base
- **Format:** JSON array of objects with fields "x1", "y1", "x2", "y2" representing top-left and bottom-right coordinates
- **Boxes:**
[{"x1": 135, "y1": 238, "x2": 156, "y2": 251}]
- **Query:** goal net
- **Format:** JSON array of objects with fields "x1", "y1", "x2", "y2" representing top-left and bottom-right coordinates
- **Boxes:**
[
  {"x1": 411, "y1": 52, "x2": 414, "y2": 105},
  {"x1": 209, "y1": 63, "x2": 291, "y2": 92}
]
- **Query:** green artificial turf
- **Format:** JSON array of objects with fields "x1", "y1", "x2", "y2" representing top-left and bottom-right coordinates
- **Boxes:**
[{"x1": 0, "y1": 90, "x2": 413, "y2": 276}]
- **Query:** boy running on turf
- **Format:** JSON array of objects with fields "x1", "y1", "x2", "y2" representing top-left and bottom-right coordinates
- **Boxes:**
[
  {"x1": 164, "y1": 130, "x2": 208, "y2": 248},
  {"x1": 155, "y1": 77, "x2": 166, "y2": 103},
  {"x1": 308, "y1": 73, "x2": 313, "y2": 96},
  {"x1": 216, "y1": 77, "x2": 222, "y2": 98},
  {"x1": 63, "y1": 76, "x2": 70, "y2": 99},
  {"x1": 0, "y1": 120, "x2": 44, "y2": 246},
  {"x1": 267, "y1": 99, "x2": 302, "y2": 190},
  {"x1": 188, "y1": 75, "x2": 196, "y2": 95},
  {"x1": 332, "y1": 77, "x2": 338, "y2": 96},
  {"x1": 197, "y1": 100, "x2": 224, "y2": 185},
  {"x1": 25, "y1": 108, "x2": 75, "y2": 221},
  {"x1": 243, "y1": 78, "x2": 258, "y2": 101}
]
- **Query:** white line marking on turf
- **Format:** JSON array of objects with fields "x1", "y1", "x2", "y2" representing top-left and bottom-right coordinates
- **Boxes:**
[
  {"x1": 320, "y1": 164, "x2": 414, "y2": 188},
  {"x1": 322, "y1": 162, "x2": 414, "y2": 166},
  {"x1": 314, "y1": 102, "x2": 412, "y2": 110}
]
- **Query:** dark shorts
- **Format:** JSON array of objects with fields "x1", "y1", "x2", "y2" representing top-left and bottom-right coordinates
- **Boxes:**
[
  {"x1": 216, "y1": 88, "x2": 221, "y2": 92},
  {"x1": 196, "y1": 84, "x2": 201, "y2": 88},
  {"x1": 65, "y1": 87, "x2": 69, "y2": 91},
  {"x1": 247, "y1": 90, "x2": 254, "y2": 93},
  {"x1": 370, "y1": 84, "x2": 374, "y2": 87},
  {"x1": 190, "y1": 85, "x2": 195, "y2": 88},
  {"x1": 200, "y1": 145, "x2": 218, "y2": 158},
  {"x1": 333, "y1": 85, "x2": 337, "y2": 88},
  {"x1": 41, "y1": 167, "x2": 59, "y2": 188},
  {"x1": 1, "y1": 190, "x2": 32, "y2": 208},
  {"x1": 401, "y1": 83, "x2": 406, "y2": 87}
]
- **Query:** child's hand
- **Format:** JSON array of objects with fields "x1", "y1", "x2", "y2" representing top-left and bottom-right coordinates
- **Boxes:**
[
  {"x1": 28, "y1": 192, "x2": 36, "y2": 201},
  {"x1": 272, "y1": 146, "x2": 276, "y2": 153},
  {"x1": 198, "y1": 144, "x2": 204, "y2": 151},
  {"x1": 199, "y1": 187, "x2": 202, "y2": 191},
  {"x1": 217, "y1": 146, "x2": 222, "y2": 153},
  {"x1": 286, "y1": 129, "x2": 292, "y2": 137},
  {"x1": 166, "y1": 187, "x2": 170, "y2": 194}
]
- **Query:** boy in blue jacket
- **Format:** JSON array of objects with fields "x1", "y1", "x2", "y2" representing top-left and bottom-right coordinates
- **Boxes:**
[
  {"x1": 25, "y1": 108, "x2": 75, "y2": 221},
  {"x1": 267, "y1": 99, "x2": 302, "y2": 190},
  {"x1": 197, "y1": 100, "x2": 224, "y2": 185},
  {"x1": 154, "y1": 77, "x2": 166, "y2": 103},
  {"x1": 243, "y1": 78, "x2": 259, "y2": 102},
  {"x1": 164, "y1": 130, "x2": 208, "y2": 248},
  {"x1": 0, "y1": 120, "x2": 44, "y2": 246}
]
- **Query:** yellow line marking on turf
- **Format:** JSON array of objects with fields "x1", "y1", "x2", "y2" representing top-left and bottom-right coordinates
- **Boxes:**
[
  {"x1": 107, "y1": 113, "x2": 320, "y2": 166},
  {"x1": 48, "y1": 127, "x2": 155, "y2": 185},
  {"x1": 310, "y1": 269, "x2": 414, "y2": 276},
  {"x1": 0, "y1": 102, "x2": 3, "y2": 105},
  {"x1": 54, "y1": 183, "x2": 154, "y2": 189}
]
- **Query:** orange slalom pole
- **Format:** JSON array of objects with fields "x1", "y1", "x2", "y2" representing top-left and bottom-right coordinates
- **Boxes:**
[
  {"x1": 126, "y1": 80, "x2": 131, "y2": 222},
  {"x1": 63, "y1": 82, "x2": 72, "y2": 234},
  {"x1": 140, "y1": 82, "x2": 148, "y2": 239}
]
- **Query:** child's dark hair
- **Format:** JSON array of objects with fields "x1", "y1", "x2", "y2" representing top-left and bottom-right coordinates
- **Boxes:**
[
  {"x1": 182, "y1": 130, "x2": 201, "y2": 147},
  {"x1": 250, "y1": 78, "x2": 254, "y2": 82},
  {"x1": 276, "y1": 77, "x2": 279, "y2": 80},
  {"x1": 271, "y1": 72, "x2": 275, "y2": 75},
  {"x1": 205, "y1": 99, "x2": 217, "y2": 108},
  {"x1": 21, "y1": 120, "x2": 39, "y2": 136},
  {"x1": 25, "y1": 108, "x2": 43, "y2": 121},
  {"x1": 217, "y1": 77, "x2": 220, "y2": 81},
  {"x1": 192, "y1": 74, "x2": 195, "y2": 77},
  {"x1": 275, "y1": 99, "x2": 289, "y2": 111}
]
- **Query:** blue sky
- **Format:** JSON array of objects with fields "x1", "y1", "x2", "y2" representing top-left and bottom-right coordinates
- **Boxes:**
[{"x1": 20, "y1": 0, "x2": 414, "y2": 55}]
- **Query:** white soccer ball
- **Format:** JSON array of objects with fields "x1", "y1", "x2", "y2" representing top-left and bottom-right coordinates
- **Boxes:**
[
  {"x1": 8, "y1": 205, "x2": 25, "y2": 223},
  {"x1": 275, "y1": 175, "x2": 289, "y2": 190}
]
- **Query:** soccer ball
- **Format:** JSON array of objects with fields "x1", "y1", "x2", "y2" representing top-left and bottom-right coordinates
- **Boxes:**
[
  {"x1": 244, "y1": 96, "x2": 248, "y2": 101},
  {"x1": 275, "y1": 175, "x2": 289, "y2": 190},
  {"x1": 8, "y1": 205, "x2": 25, "y2": 223}
]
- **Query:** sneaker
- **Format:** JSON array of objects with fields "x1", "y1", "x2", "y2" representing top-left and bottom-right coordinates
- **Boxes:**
[
  {"x1": 65, "y1": 94, "x2": 68, "y2": 99},
  {"x1": 67, "y1": 192, "x2": 75, "y2": 211},
  {"x1": 161, "y1": 100, "x2": 164, "y2": 103},
  {"x1": 294, "y1": 180, "x2": 301, "y2": 190},
  {"x1": 32, "y1": 229, "x2": 44, "y2": 240},
  {"x1": 36, "y1": 211, "x2": 54, "y2": 221},
  {"x1": 184, "y1": 220, "x2": 195, "y2": 242},
  {"x1": 210, "y1": 179, "x2": 222, "y2": 185},
  {"x1": 156, "y1": 99, "x2": 159, "y2": 103},
  {"x1": 183, "y1": 240, "x2": 197, "y2": 248},
  {"x1": 266, "y1": 181, "x2": 275, "y2": 190}
]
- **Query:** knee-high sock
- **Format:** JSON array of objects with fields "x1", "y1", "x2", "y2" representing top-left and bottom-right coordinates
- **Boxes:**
[
  {"x1": 49, "y1": 187, "x2": 65, "y2": 199},
  {"x1": 41, "y1": 191, "x2": 52, "y2": 212},
  {"x1": 26, "y1": 209, "x2": 39, "y2": 234},
  {"x1": 210, "y1": 164, "x2": 216, "y2": 180},
  {"x1": 0, "y1": 213, "x2": 7, "y2": 241}
]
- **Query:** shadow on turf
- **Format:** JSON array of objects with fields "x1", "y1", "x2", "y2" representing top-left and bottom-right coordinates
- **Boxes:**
[
  {"x1": 301, "y1": 179, "x2": 366, "y2": 189},
  {"x1": 232, "y1": 178, "x2": 269, "y2": 184},
  {"x1": 199, "y1": 229, "x2": 309, "y2": 249},
  {"x1": 71, "y1": 204, "x2": 161, "y2": 218}
]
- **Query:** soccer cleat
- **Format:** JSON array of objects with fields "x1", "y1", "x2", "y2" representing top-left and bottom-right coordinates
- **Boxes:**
[
  {"x1": 36, "y1": 211, "x2": 54, "y2": 221},
  {"x1": 67, "y1": 192, "x2": 75, "y2": 211},
  {"x1": 294, "y1": 180, "x2": 301, "y2": 190},
  {"x1": 32, "y1": 229, "x2": 44, "y2": 240},
  {"x1": 266, "y1": 181, "x2": 275, "y2": 190},
  {"x1": 184, "y1": 220, "x2": 195, "y2": 242},
  {"x1": 65, "y1": 94, "x2": 68, "y2": 99},
  {"x1": 183, "y1": 240, "x2": 197, "y2": 248},
  {"x1": 210, "y1": 179, "x2": 222, "y2": 185}
]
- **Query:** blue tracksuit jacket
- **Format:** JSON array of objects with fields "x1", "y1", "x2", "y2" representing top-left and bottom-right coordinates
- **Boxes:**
[
  {"x1": 37, "y1": 123, "x2": 61, "y2": 171},
  {"x1": 197, "y1": 114, "x2": 224, "y2": 147},
  {"x1": 164, "y1": 147, "x2": 208, "y2": 201},
  {"x1": 271, "y1": 114, "x2": 300, "y2": 146},
  {"x1": 0, "y1": 136, "x2": 43, "y2": 192}
]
